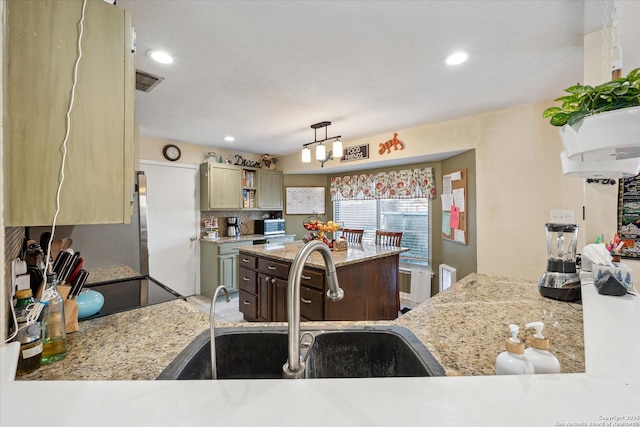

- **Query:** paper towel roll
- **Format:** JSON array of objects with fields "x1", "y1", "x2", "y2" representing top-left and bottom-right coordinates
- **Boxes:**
[{"x1": 15, "y1": 274, "x2": 31, "y2": 291}]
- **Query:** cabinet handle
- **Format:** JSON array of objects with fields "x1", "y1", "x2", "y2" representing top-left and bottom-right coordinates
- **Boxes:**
[
  {"x1": 267, "y1": 265, "x2": 277, "y2": 270},
  {"x1": 242, "y1": 258, "x2": 250, "y2": 263},
  {"x1": 243, "y1": 300, "x2": 251, "y2": 306},
  {"x1": 271, "y1": 278, "x2": 276, "y2": 284},
  {"x1": 301, "y1": 298, "x2": 312, "y2": 304},
  {"x1": 242, "y1": 277, "x2": 251, "y2": 281},
  {"x1": 301, "y1": 274, "x2": 312, "y2": 280}
]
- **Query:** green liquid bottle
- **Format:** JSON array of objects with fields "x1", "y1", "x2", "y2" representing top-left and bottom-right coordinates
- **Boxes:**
[{"x1": 40, "y1": 272, "x2": 67, "y2": 364}]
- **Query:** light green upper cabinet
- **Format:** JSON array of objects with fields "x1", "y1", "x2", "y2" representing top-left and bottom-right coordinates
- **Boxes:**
[
  {"x1": 200, "y1": 163, "x2": 243, "y2": 210},
  {"x1": 200, "y1": 163, "x2": 283, "y2": 211},
  {"x1": 257, "y1": 170, "x2": 283, "y2": 209},
  {"x1": 4, "y1": 0, "x2": 135, "y2": 226}
]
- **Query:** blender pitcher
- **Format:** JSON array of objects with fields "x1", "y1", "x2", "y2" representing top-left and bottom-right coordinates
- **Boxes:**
[{"x1": 539, "y1": 223, "x2": 581, "y2": 302}]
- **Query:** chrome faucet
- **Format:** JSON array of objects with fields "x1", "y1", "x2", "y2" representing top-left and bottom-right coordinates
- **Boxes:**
[
  {"x1": 210, "y1": 285, "x2": 230, "y2": 380},
  {"x1": 283, "y1": 240, "x2": 344, "y2": 379}
]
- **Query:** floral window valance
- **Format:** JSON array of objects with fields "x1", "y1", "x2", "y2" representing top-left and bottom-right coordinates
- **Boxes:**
[{"x1": 330, "y1": 167, "x2": 435, "y2": 201}]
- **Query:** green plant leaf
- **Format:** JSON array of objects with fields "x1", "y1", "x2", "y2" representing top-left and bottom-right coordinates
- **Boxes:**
[
  {"x1": 542, "y1": 107, "x2": 562, "y2": 118},
  {"x1": 543, "y1": 67, "x2": 640, "y2": 130},
  {"x1": 549, "y1": 112, "x2": 572, "y2": 126}
]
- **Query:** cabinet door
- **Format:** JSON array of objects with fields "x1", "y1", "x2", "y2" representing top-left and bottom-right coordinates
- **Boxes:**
[
  {"x1": 5, "y1": 0, "x2": 134, "y2": 225},
  {"x1": 200, "y1": 243, "x2": 218, "y2": 299},
  {"x1": 200, "y1": 163, "x2": 242, "y2": 210},
  {"x1": 218, "y1": 253, "x2": 238, "y2": 292},
  {"x1": 258, "y1": 273, "x2": 271, "y2": 321},
  {"x1": 271, "y1": 277, "x2": 288, "y2": 322},
  {"x1": 257, "y1": 170, "x2": 283, "y2": 209}
]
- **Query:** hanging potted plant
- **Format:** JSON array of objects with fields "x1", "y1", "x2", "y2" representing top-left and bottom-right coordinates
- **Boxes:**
[{"x1": 543, "y1": 67, "x2": 640, "y2": 163}]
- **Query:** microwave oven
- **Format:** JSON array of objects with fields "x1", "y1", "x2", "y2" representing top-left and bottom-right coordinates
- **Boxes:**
[{"x1": 255, "y1": 219, "x2": 285, "y2": 236}]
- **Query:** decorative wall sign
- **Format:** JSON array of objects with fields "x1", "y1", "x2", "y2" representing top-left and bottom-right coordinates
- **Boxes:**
[
  {"x1": 379, "y1": 133, "x2": 404, "y2": 155},
  {"x1": 617, "y1": 174, "x2": 640, "y2": 258},
  {"x1": 340, "y1": 144, "x2": 369, "y2": 162},
  {"x1": 234, "y1": 154, "x2": 262, "y2": 168}
]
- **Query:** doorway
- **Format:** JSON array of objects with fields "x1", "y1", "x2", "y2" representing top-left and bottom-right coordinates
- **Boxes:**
[{"x1": 140, "y1": 161, "x2": 199, "y2": 297}]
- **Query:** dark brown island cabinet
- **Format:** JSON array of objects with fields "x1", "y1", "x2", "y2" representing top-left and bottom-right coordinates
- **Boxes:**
[{"x1": 237, "y1": 246, "x2": 401, "y2": 322}]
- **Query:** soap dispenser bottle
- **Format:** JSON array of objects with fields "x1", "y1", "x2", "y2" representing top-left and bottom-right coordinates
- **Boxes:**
[
  {"x1": 496, "y1": 324, "x2": 535, "y2": 375},
  {"x1": 524, "y1": 322, "x2": 561, "y2": 374}
]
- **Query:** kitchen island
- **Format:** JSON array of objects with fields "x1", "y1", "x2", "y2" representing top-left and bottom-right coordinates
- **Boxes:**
[
  {"x1": 3, "y1": 272, "x2": 638, "y2": 426},
  {"x1": 237, "y1": 241, "x2": 408, "y2": 321}
]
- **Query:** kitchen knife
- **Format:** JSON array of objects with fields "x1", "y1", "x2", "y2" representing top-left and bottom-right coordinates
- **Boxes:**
[
  {"x1": 52, "y1": 251, "x2": 69, "y2": 275},
  {"x1": 70, "y1": 270, "x2": 89, "y2": 299},
  {"x1": 59, "y1": 252, "x2": 79, "y2": 285},
  {"x1": 69, "y1": 271, "x2": 81, "y2": 298},
  {"x1": 67, "y1": 257, "x2": 84, "y2": 284}
]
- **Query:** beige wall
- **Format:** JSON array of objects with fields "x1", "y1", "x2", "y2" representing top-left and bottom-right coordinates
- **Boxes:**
[
  {"x1": 280, "y1": 100, "x2": 584, "y2": 282},
  {"x1": 138, "y1": 134, "x2": 264, "y2": 167}
]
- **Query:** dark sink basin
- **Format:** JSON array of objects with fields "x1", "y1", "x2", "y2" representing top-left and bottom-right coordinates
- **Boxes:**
[
  {"x1": 306, "y1": 329, "x2": 443, "y2": 378},
  {"x1": 157, "y1": 325, "x2": 444, "y2": 380}
]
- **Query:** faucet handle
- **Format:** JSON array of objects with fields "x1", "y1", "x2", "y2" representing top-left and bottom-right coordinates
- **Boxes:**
[{"x1": 299, "y1": 332, "x2": 315, "y2": 365}]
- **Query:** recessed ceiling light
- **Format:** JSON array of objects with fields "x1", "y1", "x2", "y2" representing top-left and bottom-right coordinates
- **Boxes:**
[
  {"x1": 445, "y1": 51, "x2": 468, "y2": 66},
  {"x1": 224, "y1": 136, "x2": 235, "y2": 142},
  {"x1": 147, "y1": 50, "x2": 173, "y2": 64}
]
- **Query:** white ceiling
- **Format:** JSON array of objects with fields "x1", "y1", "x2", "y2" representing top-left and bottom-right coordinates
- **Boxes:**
[{"x1": 117, "y1": 0, "x2": 604, "y2": 158}]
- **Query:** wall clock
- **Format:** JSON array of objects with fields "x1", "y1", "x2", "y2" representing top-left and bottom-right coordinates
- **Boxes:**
[{"x1": 162, "y1": 144, "x2": 181, "y2": 161}]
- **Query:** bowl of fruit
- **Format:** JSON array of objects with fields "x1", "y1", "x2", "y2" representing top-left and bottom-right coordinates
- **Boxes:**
[{"x1": 303, "y1": 216, "x2": 341, "y2": 232}]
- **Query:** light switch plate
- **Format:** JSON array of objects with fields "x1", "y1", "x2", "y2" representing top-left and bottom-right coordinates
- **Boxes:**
[{"x1": 550, "y1": 209, "x2": 575, "y2": 224}]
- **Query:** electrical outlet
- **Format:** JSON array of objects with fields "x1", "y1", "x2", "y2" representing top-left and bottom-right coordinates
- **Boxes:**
[{"x1": 550, "y1": 209, "x2": 575, "y2": 224}]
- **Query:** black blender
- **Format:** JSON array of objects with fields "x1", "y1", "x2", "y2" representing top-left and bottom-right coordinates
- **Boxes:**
[{"x1": 539, "y1": 223, "x2": 581, "y2": 302}]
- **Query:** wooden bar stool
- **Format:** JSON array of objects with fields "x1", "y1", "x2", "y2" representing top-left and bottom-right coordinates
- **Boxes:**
[
  {"x1": 375, "y1": 230, "x2": 403, "y2": 247},
  {"x1": 341, "y1": 228, "x2": 364, "y2": 244}
]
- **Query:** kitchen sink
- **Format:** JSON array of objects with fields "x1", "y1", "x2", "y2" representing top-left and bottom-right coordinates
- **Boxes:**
[{"x1": 157, "y1": 325, "x2": 444, "y2": 380}]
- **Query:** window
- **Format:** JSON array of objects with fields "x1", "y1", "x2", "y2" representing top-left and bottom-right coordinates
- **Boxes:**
[{"x1": 334, "y1": 198, "x2": 431, "y2": 267}]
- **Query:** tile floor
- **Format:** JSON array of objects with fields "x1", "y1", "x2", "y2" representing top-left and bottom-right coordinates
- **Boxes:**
[
  {"x1": 186, "y1": 293, "x2": 245, "y2": 323},
  {"x1": 186, "y1": 293, "x2": 417, "y2": 322}
]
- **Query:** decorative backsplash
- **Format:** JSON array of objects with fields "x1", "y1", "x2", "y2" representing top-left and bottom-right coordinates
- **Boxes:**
[{"x1": 201, "y1": 210, "x2": 273, "y2": 237}]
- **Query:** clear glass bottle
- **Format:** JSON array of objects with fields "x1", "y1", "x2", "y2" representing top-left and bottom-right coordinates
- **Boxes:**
[{"x1": 40, "y1": 272, "x2": 67, "y2": 364}]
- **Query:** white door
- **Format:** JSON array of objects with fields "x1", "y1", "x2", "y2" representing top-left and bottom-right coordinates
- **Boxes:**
[{"x1": 141, "y1": 161, "x2": 199, "y2": 297}]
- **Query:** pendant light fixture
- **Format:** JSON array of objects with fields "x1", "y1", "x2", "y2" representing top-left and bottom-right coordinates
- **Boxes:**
[{"x1": 301, "y1": 121, "x2": 343, "y2": 167}]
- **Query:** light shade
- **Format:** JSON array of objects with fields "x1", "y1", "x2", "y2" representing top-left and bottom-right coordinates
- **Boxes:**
[
  {"x1": 333, "y1": 139, "x2": 343, "y2": 158},
  {"x1": 316, "y1": 143, "x2": 326, "y2": 161},
  {"x1": 302, "y1": 147, "x2": 311, "y2": 163}
]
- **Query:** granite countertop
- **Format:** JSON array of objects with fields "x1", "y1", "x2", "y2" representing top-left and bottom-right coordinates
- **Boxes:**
[
  {"x1": 18, "y1": 299, "x2": 209, "y2": 380},
  {"x1": 86, "y1": 265, "x2": 141, "y2": 284},
  {"x1": 395, "y1": 273, "x2": 585, "y2": 376},
  {"x1": 200, "y1": 234, "x2": 295, "y2": 244},
  {"x1": 18, "y1": 272, "x2": 584, "y2": 381},
  {"x1": 238, "y1": 240, "x2": 408, "y2": 268}
]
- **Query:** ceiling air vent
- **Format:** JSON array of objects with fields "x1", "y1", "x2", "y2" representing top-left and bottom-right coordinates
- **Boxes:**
[{"x1": 136, "y1": 69, "x2": 164, "y2": 93}]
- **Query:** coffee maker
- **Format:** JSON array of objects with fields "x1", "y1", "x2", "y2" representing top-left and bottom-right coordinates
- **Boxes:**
[
  {"x1": 539, "y1": 223, "x2": 581, "y2": 301},
  {"x1": 226, "y1": 217, "x2": 240, "y2": 238}
]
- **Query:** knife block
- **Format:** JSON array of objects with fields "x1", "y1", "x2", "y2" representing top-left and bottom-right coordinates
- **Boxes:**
[
  {"x1": 59, "y1": 285, "x2": 79, "y2": 333},
  {"x1": 36, "y1": 283, "x2": 80, "y2": 334}
]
